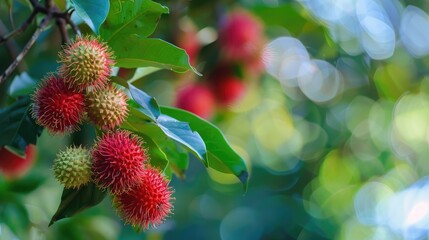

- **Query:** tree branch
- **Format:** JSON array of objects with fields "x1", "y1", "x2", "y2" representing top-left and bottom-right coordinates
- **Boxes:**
[
  {"x1": 0, "y1": 16, "x2": 51, "y2": 85},
  {"x1": 0, "y1": 10, "x2": 38, "y2": 44},
  {"x1": 0, "y1": 20, "x2": 27, "y2": 71},
  {"x1": 56, "y1": 18, "x2": 69, "y2": 44},
  {"x1": 63, "y1": 9, "x2": 81, "y2": 36}
]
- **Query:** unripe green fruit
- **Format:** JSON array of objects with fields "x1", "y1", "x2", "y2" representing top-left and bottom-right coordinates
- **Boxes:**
[
  {"x1": 85, "y1": 85, "x2": 128, "y2": 130},
  {"x1": 59, "y1": 36, "x2": 114, "y2": 91},
  {"x1": 53, "y1": 146, "x2": 92, "y2": 188}
]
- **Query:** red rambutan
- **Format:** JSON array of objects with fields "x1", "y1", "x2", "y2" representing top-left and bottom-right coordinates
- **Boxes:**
[
  {"x1": 0, "y1": 145, "x2": 37, "y2": 179},
  {"x1": 32, "y1": 75, "x2": 85, "y2": 134},
  {"x1": 59, "y1": 36, "x2": 114, "y2": 91},
  {"x1": 212, "y1": 76, "x2": 246, "y2": 106},
  {"x1": 113, "y1": 167, "x2": 173, "y2": 230},
  {"x1": 175, "y1": 83, "x2": 216, "y2": 119},
  {"x1": 92, "y1": 130, "x2": 147, "y2": 194},
  {"x1": 85, "y1": 85, "x2": 128, "y2": 130},
  {"x1": 218, "y1": 10, "x2": 263, "y2": 62}
]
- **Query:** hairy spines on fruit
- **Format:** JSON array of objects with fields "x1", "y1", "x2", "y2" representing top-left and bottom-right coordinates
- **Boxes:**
[
  {"x1": 92, "y1": 130, "x2": 148, "y2": 194},
  {"x1": 58, "y1": 36, "x2": 114, "y2": 91},
  {"x1": 113, "y1": 167, "x2": 173, "y2": 230},
  {"x1": 85, "y1": 84, "x2": 128, "y2": 130},
  {"x1": 32, "y1": 75, "x2": 85, "y2": 134},
  {"x1": 53, "y1": 146, "x2": 92, "y2": 188}
]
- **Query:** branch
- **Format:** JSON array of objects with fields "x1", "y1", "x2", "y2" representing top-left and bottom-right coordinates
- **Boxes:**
[
  {"x1": 56, "y1": 18, "x2": 69, "y2": 44},
  {"x1": 0, "y1": 10, "x2": 38, "y2": 44},
  {"x1": 63, "y1": 9, "x2": 81, "y2": 36},
  {"x1": 0, "y1": 16, "x2": 51, "y2": 85},
  {"x1": 0, "y1": 20, "x2": 27, "y2": 71}
]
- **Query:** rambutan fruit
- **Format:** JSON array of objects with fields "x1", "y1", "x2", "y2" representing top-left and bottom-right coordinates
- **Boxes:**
[
  {"x1": 218, "y1": 10, "x2": 263, "y2": 62},
  {"x1": 0, "y1": 145, "x2": 37, "y2": 179},
  {"x1": 113, "y1": 167, "x2": 173, "y2": 230},
  {"x1": 53, "y1": 146, "x2": 92, "y2": 188},
  {"x1": 85, "y1": 85, "x2": 128, "y2": 130},
  {"x1": 92, "y1": 130, "x2": 147, "y2": 194},
  {"x1": 58, "y1": 36, "x2": 114, "y2": 91},
  {"x1": 32, "y1": 75, "x2": 85, "y2": 134},
  {"x1": 176, "y1": 18, "x2": 201, "y2": 65},
  {"x1": 175, "y1": 83, "x2": 216, "y2": 119},
  {"x1": 211, "y1": 76, "x2": 246, "y2": 106}
]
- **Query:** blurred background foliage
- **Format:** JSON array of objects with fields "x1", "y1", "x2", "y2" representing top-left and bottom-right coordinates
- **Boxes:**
[{"x1": 2, "y1": 0, "x2": 429, "y2": 239}]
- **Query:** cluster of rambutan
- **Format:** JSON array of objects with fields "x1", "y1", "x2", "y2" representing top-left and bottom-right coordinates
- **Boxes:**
[
  {"x1": 31, "y1": 36, "x2": 173, "y2": 229},
  {"x1": 175, "y1": 9, "x2": 266, "y2": 119}
]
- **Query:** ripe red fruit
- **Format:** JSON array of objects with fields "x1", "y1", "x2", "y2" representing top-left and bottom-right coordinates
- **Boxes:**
[
  {"x1": 32, "y1": 75, "x2": 85, "y2": 134},
  {"x1": 175, "y1": 83, "x2": 216, "y2": 119},
  {"x1": 59, "y1": 36, "x2": 114, "y2": 91},
  {"x1": 0, "y1": 145, "x2": 37, "y2": 179},
  {"x1": 85, "y1": 85, "x2": 128, "y2": 130},
  {"x1": 113, "y1": 167, "x2": 173, "y2": 230},
  {"x1": 92, "y1": 130, "x2": 147, "y2": 194},
  {"x1": 218, "y1": 10, "x2": 263, "y2": 61},
  {"x1": 212, "y1": 76, "x2": 246, "y2": 106}
]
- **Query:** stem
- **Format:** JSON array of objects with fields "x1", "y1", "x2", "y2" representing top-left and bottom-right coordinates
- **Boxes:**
[
  {"x1": 56, "y1": 17, "x2": 69, "y2": 44},
  {"x1": 64, "y1": 9, "x2": 81, "y2": 36},
  {"x1": 0, "y1": 10, "x2": 38, "y2": 44},
  {"x1": 0, "y1": 16, "x2": 51, "y2": 85},
  {"x1": 0, "y1": 20, "x2": 27, "y2": 71}
]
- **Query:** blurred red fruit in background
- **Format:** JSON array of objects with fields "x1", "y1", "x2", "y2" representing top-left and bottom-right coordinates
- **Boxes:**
[
  {"x1": 218, "y1": 10, "x2": 263, "y2": 62},
  {"x1": 0, "y1": 145, "x2": 37, "y2": 179},
  {"x1": 176, "y1": 18, "x2": 201, "y2": 65},
  {"x1": 211, "y1": 76, "x2": 246, "y2": 106},
  {"x1": 175, "y1": 83, "x2": 216, "y2": 119}
]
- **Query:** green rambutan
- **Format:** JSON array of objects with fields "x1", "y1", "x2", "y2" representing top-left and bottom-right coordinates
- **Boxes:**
[
  {"x1": 53, "y1": 146, "x2": 92, "y2": 188},
  {"x1": 85, "y1": 84, "x2": 128, "y2": 130},
  {"x1": 58, "y1": 36, "x2": 114, "y2": 91}
]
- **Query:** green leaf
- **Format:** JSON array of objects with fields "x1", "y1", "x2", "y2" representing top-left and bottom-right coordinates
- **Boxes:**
[
  {"x1": 163, "y1": 141, "x2": 189, "y2": 180},
  {"x1": 6, "y1": 173, "x2": 45, "y2": 193},
  {"x1": 128, "y1": 83, "x2": 160, "y2": 120},
  {"x1": 140, "y1": 135, "x2": 169, "y2": 173},
  {"x1": 110, "y1": 35, "x2": 199, "y2": 74},
  {"x1": 71, "y1": 0, "x2": 110, "y2": 34},
  {"x1": 0, "y1": 97, "x2": 42, "y2": 151},
  {"x1": 122, "y1": 110, "x2": 207, "y2": 165},
  {"x1": 252, "y1": 4, "x2": 309, "y2": 36},
  {"x1": 160, "y1": 106, "x2": 249, "y2": 189},
  {"x1": 49, "y1": 183, "x2": 106, "y2": 226},
  {"x1": 157, "y1": 114, "x2": 206, "y2": 163},
  {"x1": 122, "y1": 114, "x2": 189, "y2": 179},
  {"x1": 8, "y1": 72, "x2": 37, "y2": 97},
  {"x1": 128, "y1": 67, "x2": 160, "y2": 83},
  {"x1": 0, "y1": 201, "x2": 30, "y2": 239},
  {"x1": 100, "y1": 0, "x2": 168, "y2": 42}
]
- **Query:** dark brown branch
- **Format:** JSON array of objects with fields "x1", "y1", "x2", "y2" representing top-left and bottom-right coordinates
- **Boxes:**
[
  {"x1": 56, "y1": 18, "x2": 69, "y2": 44},
  {"x1": 62, "y1": 9, "x2": 81, "y2": 36},
  {"x1": 45, "y1": 0, "x2": 54, "y2": 9},
  {"x1": 0, "y1": 0, "x2": 81, "y2": 83},
  {"x1": 29, "y1": 0, "x2": 40, "y2": 7},
  {"x1": 0, "y1": 20, "x2": 27, "y2": 71},
  {"x1": 0, "y1": 10, "x2": 38, "y2": 44},
  {"x1": 0, "y1": 16, "x2": 51, "y2": 85}
]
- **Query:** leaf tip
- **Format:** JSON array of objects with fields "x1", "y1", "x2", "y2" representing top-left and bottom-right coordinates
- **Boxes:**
[{"x1": 238, "y1": 170, "x2": 249, "y2": 193}]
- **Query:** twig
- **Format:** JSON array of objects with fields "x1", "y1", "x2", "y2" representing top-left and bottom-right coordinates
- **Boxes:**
[
  {"x1": 64, "y1": 9, "x2": 80, "y2": 36},
  {"x1": 0, "y1": 16, "x2": 51, "y2": 85},
  {"x1": 0, "y1": 10, "x2": 38, "y2": 44},
  {"x1": 0, "y1": 20, "x2": 27, "y2": 71},
  {"x1": 56, "y1": 18, "x2": 69, "y2": 44}
]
